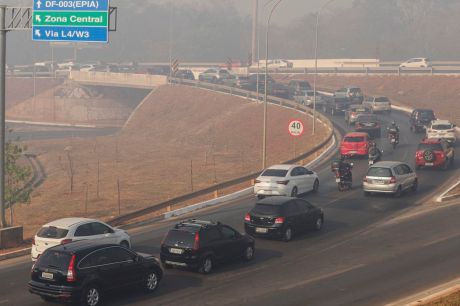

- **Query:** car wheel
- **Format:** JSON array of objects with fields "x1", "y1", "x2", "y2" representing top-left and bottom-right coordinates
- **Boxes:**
[
  {"x1": 199, "y1": 256, "x2": 213, "y2": 274},
  {"x1": 81, "y1": 285, "x2": 101, "y2": 306},
  {"x1": 243, "y1": 245, "x2": 255, "y2": 261},
  {"x1": 291, "y1": 187, "x2": 298, "y2": 197},
  {"x1": 394, "y1": 186, "x2": 402, "y2": 198},
  {"x1": 40, "y1": 296, "x2": 54, "y2": 302},
  {"x1": 120, "y1": 240, "x2": 130, "y2": 248},
  {"x1": 312, "y1": 179, "x2": 319, "y2": 193},
  {"x1": 282, "y1": 226, "x2": 293, "y2": 242},
  {"x1": 314, "y1": 217, "x2": 323, "y2": 231},
  {"x1": 257, "y1": 195, "x2": 265, "y2": 200},
  {"x1": 411, "y1": 179, "x2": 418, "y2": 192},
  {"x1": 144, "y1": 270, "x2": 160, "y2": 293}
]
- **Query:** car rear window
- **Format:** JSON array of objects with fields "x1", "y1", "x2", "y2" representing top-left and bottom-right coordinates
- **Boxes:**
[
  {"x1": 37, "y1": 226, "x2": 69, "y2": 239},
  {"x1": 350, "y1": 88, "x2": 362, "y2": 94},
  {"x1": 432, "y1": 124, "x2": 452, "y2": 130},
  {"x1": 163, "y1": 229, "x2": 196, "y2": 248},
  {"x1": 420, "y1": 111, "x2": 435, "y2": 119},
  {"x1": 374, "y1": 97, "x2": 389, "y2": 102},
  {"x1": 299, "y1": 81, "x2": 311, "y2": 89},
  {"x1": 367, "y1": 167, "x2": 392, "y2": 177},
  {"x1": 252, "y1": 204, "x2": 282, "y2": 215},
  {"x1": 344, "y1": 136, "x2": 364, "y2": 142},
  {"x1": 261, "y1": 169, "x2": 288, "y2": 177},
  {"x1": 417, "y1": 143, "x2": 443, "y2": 151},
  {"x1": 38, "y1": 250, "x2": 71, "y2": 270},
  {"x1": 358, "y1": 115, "x2": 377, "y2": 122}
]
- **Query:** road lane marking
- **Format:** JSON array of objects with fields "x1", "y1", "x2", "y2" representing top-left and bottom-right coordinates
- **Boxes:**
[{"x1": 278, "y1": 264, "x2": 365, "y2": 290}]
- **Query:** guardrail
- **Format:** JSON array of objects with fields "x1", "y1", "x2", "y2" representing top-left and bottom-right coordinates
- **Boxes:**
[
  {"x1": 248, "y1": 66, "x2": 460, "y2": 75},
  {"x1": 108, "y1": 78, "x2": 334, "y2": 226},
  {"x1": 69, "y1": 71, "x2": 168, "y2": 88}
]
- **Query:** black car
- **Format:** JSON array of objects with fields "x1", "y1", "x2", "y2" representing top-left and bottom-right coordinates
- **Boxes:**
[
  {"x1": 410, "y1": 108, "x2": 436, "y2": 133},
  {"x1": 174, "y1": 69, "x2": 195, "y2": 80},
  {"x1": 287, "y1": 80, "x2": 311, "y2": 98},
  {"x1": 244, "y1": 196, "x2": 324, "y2": 242},
  {"x1": 244, "y1": 73, "x2": 275, "y2": 91},
  {"x1": 322, "y1": 97, "x2": 351, "y2": 116},
  {"x1": 160, "y1": 219, "x2": 255, "y2": 274},
  {"x1": 29, "y1": 240, "x2": 162, "y2": 306},
  {"x1": 355, "y1": 114, "x2": 381, "y2": 138},
  {"x1": 269, "y1": 82, "x2": 290, "y2": 98}
]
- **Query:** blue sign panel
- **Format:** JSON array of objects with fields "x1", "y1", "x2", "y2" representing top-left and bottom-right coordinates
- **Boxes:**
[
  {"x1": 34, "y1": 0, "x2": 109, "y2": 12},
  {"x1": 32, "y1": 0, "x2": 110, "y2": 43},
  {"x1": 32, "y1": 26, "x2": 108, "y2": 42}
]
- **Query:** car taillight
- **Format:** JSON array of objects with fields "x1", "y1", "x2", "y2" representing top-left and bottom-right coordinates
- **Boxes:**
[
  {"x1": 192, "y1": 232, "x2": 200, "y2": 251},
  {"x1": 244, "y1": 213, "x2": 251, "y2": 222},
  {"x1": 363, "y1": 177, "x2": 368, "y2": 183},
  {"x1": 67, "y1": 255, "x2": 76, "y2": 282},
  {"x1": 32, "y1": 237, "x2": 35, "y2": 245},
  {"x1": 275, "y1": 217, "x2": 285, "y2": 224},
  {"x1": 61, "y1": 239, "x2": 72, "y2": 245},
  {"x1": 389, "y1": 176, "x2": 396, "y2": 184},
  {"x1": 276, "y1": 180, "x2": 290, "y2": 185}
]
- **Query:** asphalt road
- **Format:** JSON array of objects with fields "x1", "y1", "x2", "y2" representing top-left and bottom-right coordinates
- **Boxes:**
[{"x1": 1, "y1": 110, "x2": 459, "y2": 306}]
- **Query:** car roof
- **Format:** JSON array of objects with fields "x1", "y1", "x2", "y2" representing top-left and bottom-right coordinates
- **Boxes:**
[
  {"x1": 174, "y1": 219, "x2": 219, "y2": 231},
  {"x1": 370, "y1": 161, "x2": 405, "y2": 168},
  {"x1": 256, "y1": 196, "x2": 294, "y2": 206},
  {"x1": 344, "y1": 132, "x2": 369, "y2": 137},
  {"x1": 264, "y1": 164, "x2": 297, "y2": 170},
  {"x1": 47, "y1": 240, "x2": 119, "y2": 254},
  {"x1": 42, "y1": 218, "x2": 98, "y2": 229}
]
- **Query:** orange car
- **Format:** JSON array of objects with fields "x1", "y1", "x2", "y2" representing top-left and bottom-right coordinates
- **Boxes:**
[{"x1": 340, "y1": 132, "x2": 370, "y2": 158}]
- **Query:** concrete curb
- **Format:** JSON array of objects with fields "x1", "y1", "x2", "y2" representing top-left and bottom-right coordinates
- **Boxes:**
[
  {"x1": 6, "y1": 119, "x2": 97, "y2": 128},
  {"x1": 436, "y1": 180, "x2": 460, "y2": 203},
  {"x1": 0, "y1": 248, "x2": 31, "y2": 261}
]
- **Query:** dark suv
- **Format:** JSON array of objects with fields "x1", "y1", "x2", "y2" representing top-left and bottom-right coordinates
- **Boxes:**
[
  {"x1": 29, "y1": 241, "x2": 162, "y2": 306},
  {"x1": 410, "y1": 109, "x2": 436, "y2": 133},
  {"x1": 160, "y1": 219, "x2": 255, "y2": 274},
  {"x1": 244, "y1": 196, "x2": 324, "y2": 242},
  {"x1": 322, "y1": 97, "x2": 351, "y2": 116}
]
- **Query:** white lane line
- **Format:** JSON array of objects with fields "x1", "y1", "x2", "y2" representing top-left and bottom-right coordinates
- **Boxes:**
[{"x1": 279, "y1": 264, "x2": 365, "y2": 291}]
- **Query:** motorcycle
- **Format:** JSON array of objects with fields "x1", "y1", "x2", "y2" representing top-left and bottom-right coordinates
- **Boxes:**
[
  {"x1": 388, "y1": 132, "x2": 399, "y2": 149},
  {"x1": 368, "y1": 148, "x2": 382, "y2": 166},
  {"x1": 333, "y1": 163, "x2": 353, "y2": 191}
]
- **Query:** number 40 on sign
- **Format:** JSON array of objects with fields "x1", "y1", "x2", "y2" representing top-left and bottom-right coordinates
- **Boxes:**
[{"x1": 288, "y1": 120, "x2": 304, "y2": 137}]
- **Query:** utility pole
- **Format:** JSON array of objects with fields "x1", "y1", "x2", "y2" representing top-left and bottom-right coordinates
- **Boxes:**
[
  {"x1": 251, "y1": 0, "x2": 258, "y2": 65},
  {"x1": 0, "y1": 6, "x2": 6, "y2": 227}
]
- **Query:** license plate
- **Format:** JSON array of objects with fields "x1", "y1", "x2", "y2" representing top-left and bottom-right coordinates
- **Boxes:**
[
  {"x1": 335, "y1": 178, "x2": 341, "y2": 183},
  {"x1": 349, "y1": 151, "x2": 357, "y2": 154},
  {"x1": 374, "y1": 180, "x2": 385, "y2": 184},
  {"x1": 41, "y1": 272, "x2": 53, "y2": 280},
  {"x1": 391, "y1": 139, "x2": 396, "y2": 143},
  {"x1": 425, "y1": 162, "x2": 434, "y2": 166},
  {"x1": 169, "y1": 248, "x2": 184, "y2": 254},
  {"x1": 369, "y1": 160, "x2": 374, "y2": 165},
  {"x1": 255, "y1": 227, "x2": 268, "y2": 234}
]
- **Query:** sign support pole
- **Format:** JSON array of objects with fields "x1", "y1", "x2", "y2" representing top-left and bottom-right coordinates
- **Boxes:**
[{"x1": 0, "y1": 5, "x2": 6, "y2": 227}]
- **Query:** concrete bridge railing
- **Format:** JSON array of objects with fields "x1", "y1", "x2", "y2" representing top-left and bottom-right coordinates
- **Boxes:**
[{"x1": 69, "y1": 71, "x2": 168, "y2": 89}]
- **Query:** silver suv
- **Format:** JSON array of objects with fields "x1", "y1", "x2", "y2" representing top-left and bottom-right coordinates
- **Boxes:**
[
  {"x1": 334, "y1": 86, "x2": 364, "y2": 103},
  {"x1": 363, "y1": 161, "x2": 418, "y2": 197},
  {"x1": 198, "y1": 68, "x2": 231, "y2": 84}
]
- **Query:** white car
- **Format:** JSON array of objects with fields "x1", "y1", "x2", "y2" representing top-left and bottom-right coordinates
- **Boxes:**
[
  {"x1": 254, "y1": 164, "x2": 319, "y2": 198},
  {"x1": 362, "y1": 96, "x2": 391, "y2": 113},
  {"x1": 266, "y1": 59, "x2": 293, "y2": 69},
  {"x1": 31, "y1": 218, "x2": 131, "y2": 261},
  {"x1": 294, "y1": 90, "x2": 323, "y2": 106},
  {"x1": 399, "y1": 58, "x2": 431, "y2": 68},
  {"x1": 426, "y1": 119, "x2": 457, "y2": 143}
]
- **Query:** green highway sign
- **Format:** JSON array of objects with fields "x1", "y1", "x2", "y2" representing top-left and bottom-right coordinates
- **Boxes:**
[{"x1": 33, "y1": 11, "x2": 108, "y2": 27}]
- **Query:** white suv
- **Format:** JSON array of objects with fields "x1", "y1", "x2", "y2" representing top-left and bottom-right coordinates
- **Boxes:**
[
  {"x1": 31, "y1": 218, "x2": 131, "y2": 261},
  {"x1": 363, "y1": 96, "x2": 391, "y2": 113},
  {"x1": 426, "y1": 119, "x2": 457, "y2": 143},
  {"x1": 399, "y1": 58, "x2": 431, "y2": 68}
]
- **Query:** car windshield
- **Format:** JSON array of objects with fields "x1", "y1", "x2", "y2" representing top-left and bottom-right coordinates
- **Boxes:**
[
  {"x1": 260, "y1": 169, "x2": 288, "y2": 177},
  {"x1": 37, "y1": 226, "x2": 69, "y2": 239},
  {"x1": 417, "y1": 143, "x2": 443, "y2": 151},
  {"x1": 38, "y1": 250, "x2": 71, "y2": 270},
  {"x1": 344, "y1": 136, "x2": 365, "y2": 142},
  {"x1": 375, "y1": 97, "x2": 389, "y2": 102},
  {"x1": 367, "y1": 167, "x2": 392, "y2": 177},
  {"x1": 432, "y1": 124, "x2": 452, "y2": 130},
  {"x1": 252, "y1": 204, "x2": 282, "y2": 215},
  {"x1": 163, "y1": 229, "x2": 196, "y2": 248}
]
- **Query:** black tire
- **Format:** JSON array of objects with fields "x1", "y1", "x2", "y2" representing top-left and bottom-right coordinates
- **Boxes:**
[
  {"x1": 411, "y1": 179, "x2": 418, "y2": 192},
  {"x1": 144, "y1": 270, "x2": 160, "y2": 293},
  {"x1": 198, "y1": 256, "x2": 213, "y2": 274},
  {"x1": 291, "y1": 187, "x2": 298, "y2": 198},
  {"x1": 394, "y1": 186, "x2": 402, "y2": 198},
  {"x1": 242, "y1": 245, "x2": 255, "y2": 261},
  {"x1": 314, "y1": 217, "x2": 323, "y2": 231},
  {"x1": 282, "y1": 226, "x2": 293, "y2": 242},
  {"x1": 312, "y1": 179, "x2": 319, "y2": 193},
  {"x1": 40, "y1": 296, "x2": 54, "y2": 302},
  {"x1": 120, "y1": 240, "x2": 130, "y2": 248},
  {"x1": 81, "y1": 284, "x2": 101, "y2": 306},
  {"x1": 257, "y1": 195, "x2": 265, "y2": 200}
]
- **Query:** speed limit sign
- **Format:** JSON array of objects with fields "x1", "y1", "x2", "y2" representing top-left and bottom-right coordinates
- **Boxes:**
[{"x1": 288, "y1": 120, "x2": 304, "y2": 137}]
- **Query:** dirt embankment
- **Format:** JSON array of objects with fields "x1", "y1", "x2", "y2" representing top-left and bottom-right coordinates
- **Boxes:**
[
  {"x1": 11, "y1": 85, "x2": 329, "y2": 238},
  {"x1": 277, "y1": 75, "x2": 460, "y2": 125},
  {"x1": 6, "y1": 78, "x2": 62, "y2": 109}
]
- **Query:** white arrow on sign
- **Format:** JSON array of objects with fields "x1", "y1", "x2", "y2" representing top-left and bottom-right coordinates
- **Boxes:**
[
  {"x1": 36, "y1": 0, "x2": 42, "y2": 9},
  {"x1": 35, "y1": 15, "x2": 42, "y2": 22},
  {"x1": 34, "y1": 29, "x2": 41, "y2": 37}
]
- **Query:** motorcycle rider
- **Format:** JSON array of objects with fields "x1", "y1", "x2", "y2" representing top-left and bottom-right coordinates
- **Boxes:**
[
  {"x1": 337, "y1": 155, "x2": 353, "y2": 183},
  {"x1": 368, "y1": 141, "x2": 382, "y2": 163},
  {"x1": 387, "y1": 121, "x2": 400, "y2": 142}
]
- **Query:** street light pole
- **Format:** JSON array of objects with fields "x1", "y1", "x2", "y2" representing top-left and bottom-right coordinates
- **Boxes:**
[
  {"x1": 0, "y1": 6, "x2": 6, "y2": 227},
  {"x1": 262, "y1": 0, "x2": 283, "y2": 170},
  {"x1": 313, "y1": 0, "x2": 335, "y2": 135}
]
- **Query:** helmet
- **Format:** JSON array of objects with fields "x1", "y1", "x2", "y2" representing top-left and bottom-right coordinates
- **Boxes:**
[{"x1": 391, "y1": 121, "x2": 396, "y2": 126}]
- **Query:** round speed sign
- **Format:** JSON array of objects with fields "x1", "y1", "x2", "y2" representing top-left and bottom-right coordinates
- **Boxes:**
[{"x1": 288, "y1": 120, "x2": 304, "y2": 137}]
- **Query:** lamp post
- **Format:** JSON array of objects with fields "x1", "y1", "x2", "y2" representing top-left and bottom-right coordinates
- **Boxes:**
[
  {"x1": 262, "y1": 0, "x2": 283, "y2": 170},
  {"x1": 313, "y1": 0, "x2": 335, "y2": 135}
]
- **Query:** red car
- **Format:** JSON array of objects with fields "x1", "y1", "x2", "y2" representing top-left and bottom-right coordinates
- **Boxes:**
[
  {"x1": 340, "y1": 132, "x2": 370, "y2": 158},
  {"x1": 415, "y1": 138, "x2": 455, "y2": 170}
]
